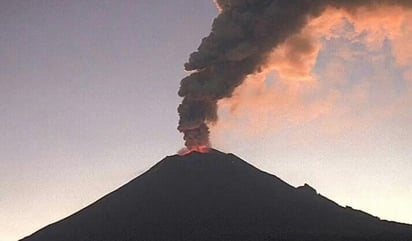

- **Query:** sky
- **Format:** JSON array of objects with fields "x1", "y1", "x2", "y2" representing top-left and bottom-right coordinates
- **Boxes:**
[{"x1": 1, "y1": 1, "x2": 411, "y2": 241}]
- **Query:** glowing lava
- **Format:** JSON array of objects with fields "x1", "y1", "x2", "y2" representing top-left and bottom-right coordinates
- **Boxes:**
[{"x1": 178, "y1": 145, "x2": 210, "y2": 156}]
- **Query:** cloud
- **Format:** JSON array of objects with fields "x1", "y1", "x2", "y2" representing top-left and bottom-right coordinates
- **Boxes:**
[
  {"x1": 211, "y1": 6, "x2": 412, "y2": 144},
  {"x1": 178, "y1": 0, "x2": 412, "y2": 149}
]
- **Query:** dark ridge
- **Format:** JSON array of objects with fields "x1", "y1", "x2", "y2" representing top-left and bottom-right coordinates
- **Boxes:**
[{"x1": 21, "y1": 150, "x2": 412, "y2": 241}]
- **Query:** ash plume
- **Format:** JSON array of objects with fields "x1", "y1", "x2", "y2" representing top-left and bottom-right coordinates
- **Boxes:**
[{"x1": 177, "y1": 0, "x2": 412, "y2": 150}]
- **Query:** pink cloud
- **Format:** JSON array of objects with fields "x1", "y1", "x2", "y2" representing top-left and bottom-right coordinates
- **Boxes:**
[{"x1": 211, "y1": 5, "x2": 412, "y2": 145}]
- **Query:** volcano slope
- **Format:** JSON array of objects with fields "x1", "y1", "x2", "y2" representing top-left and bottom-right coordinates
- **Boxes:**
[{"x1": 21, "y1": 149, "x2": 412, "y2": 241}]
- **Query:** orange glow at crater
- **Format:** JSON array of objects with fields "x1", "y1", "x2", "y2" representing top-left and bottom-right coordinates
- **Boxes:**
[{"x1": 178, "y1": 145, "x2": 210, "y2": 156}]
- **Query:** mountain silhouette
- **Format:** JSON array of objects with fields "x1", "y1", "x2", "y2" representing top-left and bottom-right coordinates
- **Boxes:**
[{"x1": 21, "y1": 149, "x2": 412, "y2": 241}]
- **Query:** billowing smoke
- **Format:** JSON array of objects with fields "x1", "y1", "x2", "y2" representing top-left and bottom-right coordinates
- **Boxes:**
[{"x1": 178, "y1": 0, "x2": 412, "y2": 150}]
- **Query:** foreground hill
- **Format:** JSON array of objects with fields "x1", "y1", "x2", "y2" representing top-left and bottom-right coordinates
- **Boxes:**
[{"x1": 21, "y1": 150, "x2": 412, "y2": 241}]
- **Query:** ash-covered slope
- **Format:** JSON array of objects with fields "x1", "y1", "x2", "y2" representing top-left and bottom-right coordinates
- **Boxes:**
[{"x1": 21, "y1": 150, "x2": 412, "y2": 241}]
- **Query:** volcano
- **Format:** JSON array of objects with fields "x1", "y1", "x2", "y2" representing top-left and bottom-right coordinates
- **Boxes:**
[{"x1": 21, "y1": 149, "x2": 412, "y2": 241}]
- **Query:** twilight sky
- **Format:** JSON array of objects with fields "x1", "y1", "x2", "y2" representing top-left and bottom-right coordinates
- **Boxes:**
[{"x1": 1, "y1": 1, "x2": 411, "y2": 240}]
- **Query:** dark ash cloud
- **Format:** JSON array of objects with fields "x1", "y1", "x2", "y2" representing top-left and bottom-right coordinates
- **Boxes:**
[{"x1": 178, "y1": 0, "x2": 412, "y2": 149}]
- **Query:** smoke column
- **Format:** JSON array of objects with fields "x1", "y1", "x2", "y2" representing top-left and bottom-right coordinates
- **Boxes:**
[{"x1": 177, "y1": 0, "x2": 412, "y2": 150}]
